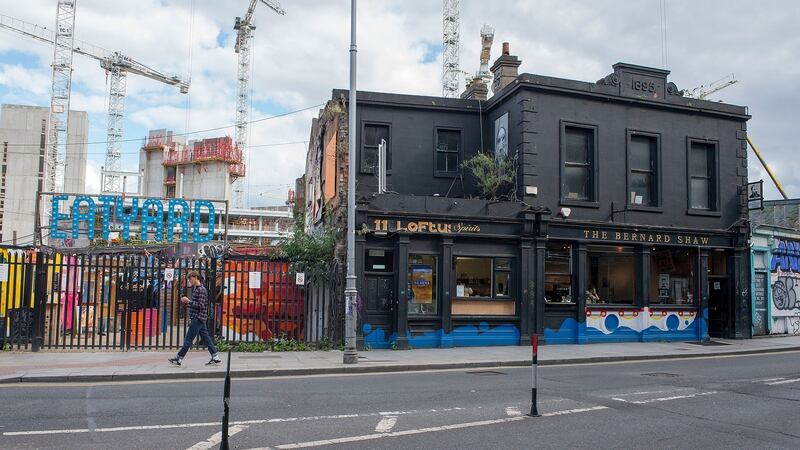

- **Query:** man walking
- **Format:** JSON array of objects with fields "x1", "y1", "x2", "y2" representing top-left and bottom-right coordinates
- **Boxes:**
[{"x1": 169, "y1": 270, "x2": 221, "y2": 366}]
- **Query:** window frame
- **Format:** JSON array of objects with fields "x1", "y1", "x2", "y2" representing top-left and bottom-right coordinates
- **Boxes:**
[
  {"x1": 649, "y1": 246, "x2": 699, "y2": 307},
  {"x1": 453, "y1": 255, "x2": 515, "y2": 301},
  {"x1": 559, "y1": 121, "x2": 600, "y2": 207},
  {"x1": 544, "y1": 242, "x2": 574, "y2": 304},
  {"x1": 585, "y1": 245, "x2": 637, "y2": 307},
  {"x1": 360, "y1": 121, "x2": 392, "y2": 175},
  {"x1": 686, "y1": 137, "x2": 721, "y2": 216},
  {"x1": 626, "y1": 129, "x2": 663, "y2": 211},
  {"x1": 433, "y1": 126, "x2": 463, "y2": 177}
]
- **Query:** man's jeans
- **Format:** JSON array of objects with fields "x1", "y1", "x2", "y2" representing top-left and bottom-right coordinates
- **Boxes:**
[{"x1": 177, "y1": 318, "x2": 217, "y2": 358}]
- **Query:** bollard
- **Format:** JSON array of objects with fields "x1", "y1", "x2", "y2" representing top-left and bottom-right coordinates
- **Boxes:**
[
  {"x1": 221, "y1": 350, "x2": 232, "y2": 450},
  {"x1": 529, "y1": 334, "x2": 540, "y2": 417}
]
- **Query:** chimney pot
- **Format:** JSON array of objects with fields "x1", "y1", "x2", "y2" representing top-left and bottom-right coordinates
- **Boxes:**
[{"x1": 502, "y1": 42, "x2": 510, "y2": 55}]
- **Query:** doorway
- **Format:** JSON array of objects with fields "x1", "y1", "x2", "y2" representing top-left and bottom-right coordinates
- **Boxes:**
[{"x1": 362, "y1": 249, "x2": 396, "y2": 347}]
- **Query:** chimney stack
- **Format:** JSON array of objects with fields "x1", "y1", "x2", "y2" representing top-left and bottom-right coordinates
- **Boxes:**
[
  {"x1": 490, "y1": 42, "x2": 521, "y2": 93},
  {"x1": 460, "y1": 77, "x2": 489, "y2": 101}
]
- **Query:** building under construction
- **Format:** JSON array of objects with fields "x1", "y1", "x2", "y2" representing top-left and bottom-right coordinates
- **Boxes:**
[{"x1": 139, "y1": 129, "x2": 290, "y2": 247}]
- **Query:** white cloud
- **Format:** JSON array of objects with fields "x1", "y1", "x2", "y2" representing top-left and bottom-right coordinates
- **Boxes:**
[{"x1": 1, "y1": 0, "x2": 799, "y2": 204}]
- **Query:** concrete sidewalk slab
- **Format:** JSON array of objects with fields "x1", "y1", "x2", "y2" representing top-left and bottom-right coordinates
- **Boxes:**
[{"x1": 1, "y1": 335, "x2": 799, "y2": 384}]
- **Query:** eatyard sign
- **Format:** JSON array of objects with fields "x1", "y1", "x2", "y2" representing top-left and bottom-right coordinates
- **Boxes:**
[{"x1": 49, "y1": 194, "x2": 217, "y2": 243}]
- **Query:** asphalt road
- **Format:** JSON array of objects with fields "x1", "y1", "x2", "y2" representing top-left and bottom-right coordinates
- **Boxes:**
[{"x1": 1, "y1": 351, "x2": 799, "y2": 449}]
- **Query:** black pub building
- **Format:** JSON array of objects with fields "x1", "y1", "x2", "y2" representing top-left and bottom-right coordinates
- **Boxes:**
[{"x1": 303, "y1": 44, "x2": 751, "y2": 348}]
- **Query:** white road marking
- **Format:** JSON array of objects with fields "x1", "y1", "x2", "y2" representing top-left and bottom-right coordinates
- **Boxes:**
[
  {"x1": 758, "y1": 377, "x2": 786, "y2": 382},
  {"x1": 765, "y1": 378, "x2": 800, "y2": 385},
  {"x1": 258, "y1": 406, "x2": 609, "y2": 449},
  {"x1": 187, "y1": 425, "x2": 248, "y2": 450},
  {"x1": 540, "y1": 406, "x2": 608, "y2": 417},
  {"x1": 374, "y1": 416, "x2": 397, "y2": 433},
  {"x1": 607, "y1": 388, "x2": 694, "y2": 397},
  {"x1": 505, "y1": 406, "x2": 522, "y2": 417},
  {"x1": 1, "y1": 407, "x2": 478, "y2": 436},
  {"x1": 613, "y1": 391, "x2": 717, "y2": 404}
]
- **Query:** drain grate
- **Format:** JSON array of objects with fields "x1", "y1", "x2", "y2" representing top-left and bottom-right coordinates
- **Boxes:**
[
  {"x1": 466, "y1": 370, "x2": 507, "y2": 376},
  {"x1": 642, "y1": 372, "x2": 681, "y2": 378}
]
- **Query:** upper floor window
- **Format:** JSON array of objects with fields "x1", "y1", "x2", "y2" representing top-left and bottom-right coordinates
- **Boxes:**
[
  {"x1": 561, "y1": 123, "x2": 598, "y2": 202},
  {"x1": 361, "y1": 123, "x2": 390, "y2": 174},
  {"x1": 435, "y1": 128, "x2": 460, "y2": 175},
  {"x1": 688, "y1": 140, "x2": 717, "y2": 211},
  {"x1": 628, "y1": 132, "x2": 660, "y2": 207}
]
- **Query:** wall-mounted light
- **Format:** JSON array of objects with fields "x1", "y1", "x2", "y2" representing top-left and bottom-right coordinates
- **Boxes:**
[{"x1": 558, "y1": 207, "x2": 571, "y2": 218}]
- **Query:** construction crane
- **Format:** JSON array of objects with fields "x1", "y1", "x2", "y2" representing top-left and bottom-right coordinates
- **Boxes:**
[
  {"x1": 0, "y1": 13, "x2": 190, "y2": 194},
  {"x1": 442, "y1": 0, "x2": 460, "y2": 98},
  {"x1": 684, "y1": 73, "x2": 738, "y2": 100},
  {"x1": 233, "y1": 0, "x2": 285, "y2": 208},
  {"x1": 476, "y1": 24, "x2": 494, "y2": 84}
]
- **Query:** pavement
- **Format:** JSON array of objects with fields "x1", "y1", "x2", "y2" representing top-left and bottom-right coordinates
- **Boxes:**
[{"x1": 1, "y1": 335, "x2": 800, "y2": 384}]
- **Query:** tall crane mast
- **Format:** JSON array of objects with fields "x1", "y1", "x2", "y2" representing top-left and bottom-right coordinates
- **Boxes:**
[
  {"x1": 0, "y1": 13, "x2": 190, "y2": 194},
  {"x1": 442, "y1": 0, "x2": 461, "y2": 98},
  {"x1": 47, "y1": 0, "x2": 77, "y2": 205},
  {"x1": 233, "y1": 0, "x2": 285, "y2": 208}
]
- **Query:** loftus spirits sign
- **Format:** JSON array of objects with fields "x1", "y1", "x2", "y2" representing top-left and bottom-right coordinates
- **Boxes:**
[
  {"x1": 49, "y1": 194, "x2": 218, "y2": 243},
  {"x1": 369, "y1": 218, "x2": 481, "y2": 234}
]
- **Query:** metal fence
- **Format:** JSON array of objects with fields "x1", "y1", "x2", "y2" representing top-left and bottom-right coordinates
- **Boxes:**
[{"x1": 0, "y1": 247, "x2": 339, "y2": 351}]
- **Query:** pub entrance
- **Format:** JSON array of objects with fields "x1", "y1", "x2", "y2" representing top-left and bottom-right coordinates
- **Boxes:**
[{"x1": 362, "y1": 249, "x2": 397, "y2": 344}]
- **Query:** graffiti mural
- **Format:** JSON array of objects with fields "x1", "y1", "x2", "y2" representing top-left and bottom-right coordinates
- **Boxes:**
[
  {"x1": 770, "y1": 240, "x2": 800, "y2": 321},
  {"x1": 362, "y1": 322, "x2": 520, "y2": 349},
  {"x1": 544, "y1": 308, "x2": 706, "y2": 344}
]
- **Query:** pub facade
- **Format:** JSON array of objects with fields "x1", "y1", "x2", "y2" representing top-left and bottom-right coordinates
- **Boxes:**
[{"x1": 304, "y1": 48, "x2": 751, "y2": 348}]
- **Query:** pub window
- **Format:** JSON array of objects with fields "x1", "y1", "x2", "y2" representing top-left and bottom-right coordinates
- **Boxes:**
[
  {"x1": 435, "y1": 128, "x2": 460, "y2": 175},
  {"x1": 408, "y1": 254, "x2": 438, "y2": 315},
  {"x1": 628, "y1": 132, "x2": 659, "y2": 207},
  {"x1": 545, "y1": 242, "x2": 573, "y2": 303},
  {"x1": 365, "y1": 249, "x2": 393, "y2": 273},
  {"x1": 561, "y1": 124, "x2": 597, "y2": 202},
  {"x1": 586, "y1": 245, "x2": 635, "y2": 305},
  {"x1": 650, "y1": 247, "x2": 697, "y2": 305},
  {"x1": 453, "y1": 257, "x2": 515, "y2": 316},
  {"x1": 361, "y1": 123, "x2": 390, "y2": 174},
  {"x1": 688, "y1": 141, "x2": 717, "y2": 210}
]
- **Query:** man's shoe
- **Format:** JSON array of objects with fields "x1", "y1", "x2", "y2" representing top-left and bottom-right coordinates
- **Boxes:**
[
  {"x1": 168, "y1": 357, "x2": 182, "y2": 366},
  {"x1": 206, "y1": 354, "x2": 222, "y2": 365}
]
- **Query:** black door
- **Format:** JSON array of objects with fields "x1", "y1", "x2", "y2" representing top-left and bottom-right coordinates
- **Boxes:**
[
  {"x1": 708, "y1": 277, "x2": 728, "y2": 337},
  {"x1": 362, "y1": 249, "x2": 396, "y2": 348}
]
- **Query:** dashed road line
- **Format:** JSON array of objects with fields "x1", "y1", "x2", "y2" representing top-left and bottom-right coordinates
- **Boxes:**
[
  {"x1": 253, "y1": 406, "x2": 610, "y2": 449},
  {"x1": 765, "y1": 378, "x2": 800, "y2": 386},
  {"x1": 187, "y1": 425, "x2": 248, "y2": 450},
  {"x1": 613, "y1": 391, "x2": 717, "y2": 404},
  {"x1": 374, "y1": 416, "x2": 397, "y2": 433}
]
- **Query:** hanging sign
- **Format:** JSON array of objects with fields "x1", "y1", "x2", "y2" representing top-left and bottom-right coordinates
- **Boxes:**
[
  {"x1": 0, "y1": 263, "x2": 8, "y2": 282},
  {"x1": 295, "y1": 272, "x2": 305, "y2": 285},
  {"x1": 748, "y1": 180, "x2": 764, "y2": 210},
  {"x1": 164, "y1": 268, "x2": 175, "y2": 282}
]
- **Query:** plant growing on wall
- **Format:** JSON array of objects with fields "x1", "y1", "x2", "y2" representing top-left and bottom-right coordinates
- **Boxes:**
[
  {"x1": 462, "y1": 152, "x2": 515, "y2": 201},
  {"x1": 278, "y1": 207, "x2": 336, "y2": 274}
]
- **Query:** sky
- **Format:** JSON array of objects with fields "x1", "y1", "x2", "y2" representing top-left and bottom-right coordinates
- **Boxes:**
[{"x1": 0, "y1": 0, "x2": 798, "y2": 206}]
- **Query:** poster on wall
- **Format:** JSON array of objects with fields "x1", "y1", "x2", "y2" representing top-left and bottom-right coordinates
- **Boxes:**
[
  {"x1": 410, "y1": 265, "x2": 433, "y2": 304},
  {"x1": 494, "y1": 113, "x2": 509, "y2": 160}
]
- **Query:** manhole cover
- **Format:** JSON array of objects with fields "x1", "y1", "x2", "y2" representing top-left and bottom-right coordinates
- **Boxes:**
[
  {"x1": 685, "y1": 340, "x2": 731, "y2": 346},
  {"x1": 466, "y1": 370, "x2": 507, "y2": 376},
  {"x1": 642, "y1": 372, "x2": 680, "y2": 378}
]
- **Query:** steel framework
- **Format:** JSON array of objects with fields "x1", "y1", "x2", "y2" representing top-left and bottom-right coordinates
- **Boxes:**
[
  {"x1": 442, "y1": 0, "x2": 460, "y2": 98},
  {"x1": 0, "y1": 12, "x2": 190, "y2": 194},
  {"x1": 233, "y1": 0, "x2": 285, "y2": 207}
]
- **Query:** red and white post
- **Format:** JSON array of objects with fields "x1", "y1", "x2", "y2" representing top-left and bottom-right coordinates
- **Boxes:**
[{"x1": 529, "y1": 334, "x2": 540, "y2": 417}]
